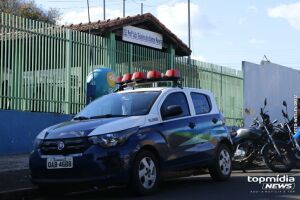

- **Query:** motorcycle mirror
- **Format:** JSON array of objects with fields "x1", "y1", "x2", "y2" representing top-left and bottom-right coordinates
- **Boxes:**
[
  {"x1": 264, "y1": 98, "x2": 267, "y2": 106},
  {"x1": 272, "y1": 119, "x2": 278, "y2": 124},
  {"x1": 283, "y1": 101, "x2": 287, "y2": 107}
]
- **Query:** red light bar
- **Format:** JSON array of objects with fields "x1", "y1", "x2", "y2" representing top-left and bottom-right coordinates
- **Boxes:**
[
  {"x1": 116, "y1": 76, "x2": 123, "y2": 84},
  {"x1": 147, "y1": 70, "x2": 161, "y2": 80},
  {"x1": 131, "y1": 72, "x2": 146, "y2": 82},
  {"x1": 165, "y1": 69, "x2": 180, "y2": 78},
  {"x1": 122, "y1": 73, "x2": 132, "y2": 83}
]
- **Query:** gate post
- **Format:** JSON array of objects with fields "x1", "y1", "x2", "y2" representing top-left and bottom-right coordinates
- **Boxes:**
[
  {"x1": 65, "y1": 29, "x2": 72, "y2": 114},
  {"x1": 107, "y1": 32, "x2": 116, "y2": 72}
]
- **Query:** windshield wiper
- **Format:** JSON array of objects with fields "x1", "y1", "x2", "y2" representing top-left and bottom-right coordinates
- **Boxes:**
[
  {"x1": 89, "y1": 114, "x2": 130, "y2": 119},
  {"x1": 73, "y1": 116, "x2": 89, "y2": 120}
]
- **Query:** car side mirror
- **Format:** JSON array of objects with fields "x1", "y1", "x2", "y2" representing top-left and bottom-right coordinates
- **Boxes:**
[
  {"x1": 283, "y1": 101, "x2": 287, "y2": 107},
  {"x1": 162, "y1": 105, "x2": 182, "y2": 119},
  {"x1": 264, "y1": 98, "x2": 267, "y2": 106}
]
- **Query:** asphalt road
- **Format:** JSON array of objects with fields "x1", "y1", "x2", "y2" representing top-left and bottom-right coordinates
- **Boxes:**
[{"x1": 33, "y1": 169, "x2": 300, "y2": 200}]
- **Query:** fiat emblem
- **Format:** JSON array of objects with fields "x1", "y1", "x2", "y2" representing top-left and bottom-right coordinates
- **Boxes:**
[{"x1": 57, "y1": 141, "x2": 65, "y2": 150}]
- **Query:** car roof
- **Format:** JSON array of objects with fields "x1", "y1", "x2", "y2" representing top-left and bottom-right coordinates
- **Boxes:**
[
  {"x1": 117, "y1": 87, "x2": 213, "y2": 95},
  {"x1": 117, "y1": 87, "x2": 166, "y2": 93}
]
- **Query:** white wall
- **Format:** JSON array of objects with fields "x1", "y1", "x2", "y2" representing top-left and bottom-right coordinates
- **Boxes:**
[{"x1": 243, "y1": 61, "x2": 300, "y2": 127}]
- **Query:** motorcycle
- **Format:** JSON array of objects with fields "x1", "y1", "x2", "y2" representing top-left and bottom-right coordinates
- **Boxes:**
[
  {"x1": 232, "y1": 98, "x2": 295, "y2": 172},
  {"x1": 277, "y1": 100, "x2": 300, "y2": 161}
]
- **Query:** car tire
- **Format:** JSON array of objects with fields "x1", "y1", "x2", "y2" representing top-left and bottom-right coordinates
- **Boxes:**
[
  {"x1": 209, "y1": 144, "x2": 232, "y2": 181},
  {"x1": 130, "y1": 150, "x2": 160, "y2": 195}
]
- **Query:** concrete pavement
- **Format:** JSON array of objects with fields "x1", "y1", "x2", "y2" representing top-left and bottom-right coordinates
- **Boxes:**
[
  {"x1": 0, "y1": 154, "x2": 299, "y2": 200},
  {"x1": 0, "y1": 154, "x2": 29, "y2": 173},
  {"x1": 0, "y1": 154, "x2": 35, "y2": 200},
  {"x1": 32, "y1": 169, "x2": 300, "y2": 200}
]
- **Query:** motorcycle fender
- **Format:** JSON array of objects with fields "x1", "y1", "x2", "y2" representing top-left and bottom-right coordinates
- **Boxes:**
[{"x1": 261, "y1": 143, "x2": 269, "y2": 155}]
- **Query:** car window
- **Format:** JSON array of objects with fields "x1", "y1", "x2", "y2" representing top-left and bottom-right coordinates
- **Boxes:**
[
  {"x1": 191, "y1": 92, "x2": 211, "y2": 114},
  {"x1": 75, "y1": 91, "x2": 160, "y2": 119},
  {"x1": 160, "y1": 92, "x2": 190, "y2": 120}
]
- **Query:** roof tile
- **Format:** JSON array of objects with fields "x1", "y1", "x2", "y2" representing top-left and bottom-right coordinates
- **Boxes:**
[{"x1": 66, "y1": 13, "x2": 191, "y2": 56}]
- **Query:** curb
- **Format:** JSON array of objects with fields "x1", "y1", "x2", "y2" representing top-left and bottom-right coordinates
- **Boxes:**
[{"x1": 0, "y1": 187, "x2": 38, "y2": 200}]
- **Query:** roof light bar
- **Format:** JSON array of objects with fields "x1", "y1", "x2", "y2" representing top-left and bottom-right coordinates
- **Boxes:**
[
  {"x1": 147, "y1": 70, "x2": 162, "y2": 80},
  {"x1": 115, "y1": 69, "x2": 182, "y2": 92},
  {"x1": 165, "y1": 69, "x2": 180, "y2": 79},
  {"x1": 122, "y1": 73, "x2": 132, "y2": 83},
  {"x1": 116, "y1": 76, "x2": 123, "y2": 84},
  {"x1": 131, "y1": 72, "x2": 146, "y2": 82}
]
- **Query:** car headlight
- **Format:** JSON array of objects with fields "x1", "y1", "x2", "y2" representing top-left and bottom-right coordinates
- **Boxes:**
[
  {"x1": 33, "y1": 138, "x2": 43, "y2": 149},
  {"x1": 89, "y1": 127, "x2": 138, "y2": 148}
]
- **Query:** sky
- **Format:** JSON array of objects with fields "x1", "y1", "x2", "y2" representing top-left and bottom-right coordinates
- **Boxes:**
[{"x1": 35, "y1": 0, "x2": 300, "y2": 70}]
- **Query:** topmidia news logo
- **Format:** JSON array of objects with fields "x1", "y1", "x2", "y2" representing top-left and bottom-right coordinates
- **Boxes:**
[{"x1": 248, "y1": 175, "x2": 296, "y2": 193}]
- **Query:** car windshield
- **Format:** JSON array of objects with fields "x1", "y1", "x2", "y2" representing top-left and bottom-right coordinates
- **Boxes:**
[{"x1": 74, "y1": 91, "x2": 160, "y2": 120}]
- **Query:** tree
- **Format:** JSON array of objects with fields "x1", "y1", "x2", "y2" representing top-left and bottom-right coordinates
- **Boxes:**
[{"x1": 0, "y1": 0, "x2": 61, "y2": 24}]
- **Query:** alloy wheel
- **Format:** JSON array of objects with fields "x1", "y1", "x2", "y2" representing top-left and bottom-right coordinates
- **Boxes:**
[
  {"x1": 219, "y1": 149, "x2": 231, "y2": 175},
  {"x1": 138, "y1": 157, "x2": 157, "y2": 189}
]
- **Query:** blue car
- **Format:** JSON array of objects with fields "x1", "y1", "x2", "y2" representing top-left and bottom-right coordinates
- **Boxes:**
[{"x1": 30, "y1": 70, "x2": 233, "y2": 195}]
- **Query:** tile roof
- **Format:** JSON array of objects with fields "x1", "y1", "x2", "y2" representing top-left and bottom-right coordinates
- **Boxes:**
[{"x1": 65, "y1": 13, "x2": 191, "y2": 56}]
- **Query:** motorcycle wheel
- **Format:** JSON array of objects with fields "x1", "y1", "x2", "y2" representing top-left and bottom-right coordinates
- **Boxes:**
[{"x1": 262, "y1": 142, "x2": 295, "y2": 173}]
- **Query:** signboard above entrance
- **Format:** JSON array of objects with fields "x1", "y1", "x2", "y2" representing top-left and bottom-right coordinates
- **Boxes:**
[{"x1": 122, "y1": 25, "x2": 163, "y2": 49}]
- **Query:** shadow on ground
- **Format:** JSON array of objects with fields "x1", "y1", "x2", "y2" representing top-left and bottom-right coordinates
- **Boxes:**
[{"x1": 37, "y1": 170, "x2": 299, "y2": 200}]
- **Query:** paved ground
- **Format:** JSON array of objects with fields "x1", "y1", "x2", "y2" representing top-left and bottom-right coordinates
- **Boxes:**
[
  {"x1": 0, "y1": 154, "x2": 34, "y2": 192},
  {"x1": 0, "y1": 154, "x2": 299, "y2": 200},
  {"x1": 0, "y1": 154, "x2": 29, "y2": 173},
  {"x1": 0, "y1": 169, "x2": 33, "y2": 192},
  {"x1": 31, "y1": 169, "x2": 300, "y2": 200}
]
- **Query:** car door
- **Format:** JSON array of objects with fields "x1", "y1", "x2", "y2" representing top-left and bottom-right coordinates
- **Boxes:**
[
  {"x1": 187, "y1": 92, "x2": 222, "y2": 163},
  {"x1": 159, "y1": 91, "x2": 199, "y2": 169}
]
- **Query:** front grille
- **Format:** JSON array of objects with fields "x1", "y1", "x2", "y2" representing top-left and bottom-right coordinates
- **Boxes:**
[{"x1": 40, "y1": 137, "x2": 91, "y2": 155}]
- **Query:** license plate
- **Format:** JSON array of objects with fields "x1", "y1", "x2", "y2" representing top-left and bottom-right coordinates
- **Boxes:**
[{"x1": 46, "y1": 157, "x2": 73, "y2": 169}]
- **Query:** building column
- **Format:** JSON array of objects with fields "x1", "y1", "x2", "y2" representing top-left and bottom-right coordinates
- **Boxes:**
[{"x1": 167, "y1": 45, "x2": 175, "y2": 69}]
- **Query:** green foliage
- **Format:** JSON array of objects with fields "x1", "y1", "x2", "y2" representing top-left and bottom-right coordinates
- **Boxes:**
[{"x1": 0, "y1": 0, "x2": 61, "y2": 24}]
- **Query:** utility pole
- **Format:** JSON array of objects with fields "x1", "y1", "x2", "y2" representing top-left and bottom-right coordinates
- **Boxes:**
[
  {"x1": 188, "y1": 0, "x2": 191, "y2": 67},
  {"x1": 87, "y1": 0, "x2": 91, "y2": 25},
  {"x1": 87, "y1": 0, "x2": 95, "y2": 104},
  {"x1": 103, "y1": 0, "x2": 106, "y2": 20},
  {"x1": 141, "y1": 3, "x2": 143, "y2": 14},
  {"x1": 123, "y1": 0, "x2": 125, "y2": 17},
  {"x1": 188, "y1": 0, "x2": 191, "y2": 50}
]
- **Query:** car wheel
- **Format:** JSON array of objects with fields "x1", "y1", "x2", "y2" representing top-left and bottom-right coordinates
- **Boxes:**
[
  {"x1": 130, "y1": 150, "x2": 159, "y2": 195},
  {"x1": 209, "y1": 144, "x2": 232, "y2": 181}
]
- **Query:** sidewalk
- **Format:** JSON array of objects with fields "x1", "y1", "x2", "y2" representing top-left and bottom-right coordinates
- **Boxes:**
[{"x1": 0, "y1": 154, "x2": 34, "y2": 192}]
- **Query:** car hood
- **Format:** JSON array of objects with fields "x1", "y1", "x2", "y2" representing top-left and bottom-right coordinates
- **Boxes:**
[{"x1": 37, "y1": 116, "x2": 147, "y2": 139}]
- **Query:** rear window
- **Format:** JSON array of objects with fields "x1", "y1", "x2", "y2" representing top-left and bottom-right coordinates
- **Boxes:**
[{"x1": 191, "y1": 92, "x2": 211, "y2": 114}]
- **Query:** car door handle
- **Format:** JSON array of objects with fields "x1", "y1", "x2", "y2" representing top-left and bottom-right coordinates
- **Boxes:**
[
  {"x1": 189, "y1": 122, "x2": 196, "y2": 129},
  {"x1": 212, "y1": 117, "x2": 218, "y2": 124}
]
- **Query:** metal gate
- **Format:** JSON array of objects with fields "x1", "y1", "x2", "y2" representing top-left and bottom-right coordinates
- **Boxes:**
[{"x1": 0, "y1": 12, "x2": 243, "y2": 126}]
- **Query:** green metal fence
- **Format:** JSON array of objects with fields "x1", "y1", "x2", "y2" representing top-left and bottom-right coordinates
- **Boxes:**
[{"x1": 0, "y1": 12, "x2": 243, "y2": 126}]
